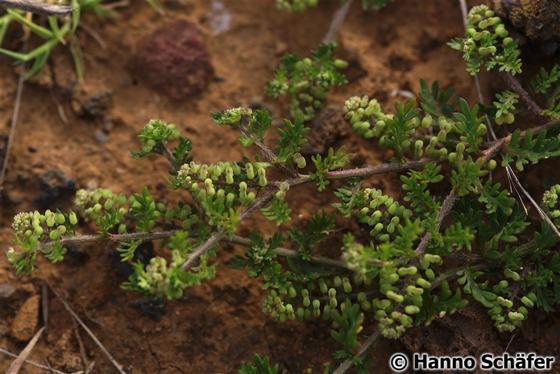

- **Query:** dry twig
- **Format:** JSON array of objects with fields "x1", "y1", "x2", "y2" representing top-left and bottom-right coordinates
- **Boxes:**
[
  {"x1": 6, "y1": 327, "x2": 46, "y2": 374},
  {"x1": 0, "y1": 0, "x2": 72, "y2": 16},
  {"x1": 0, "y1": 347, "x2": 70, "y2": 374},
  {"x1": 0, "y1": 74, "x2": 24, "y2": 195},
  {"x1": 50, "y1": 288, "x2": 127, "y2": 374}
]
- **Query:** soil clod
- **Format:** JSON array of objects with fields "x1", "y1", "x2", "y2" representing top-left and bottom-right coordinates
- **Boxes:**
[
  {"x1": 10, "y1": 295, "x2": 40, "y2": 342},
  {"x1": 131, "y1": 19, "x2": 214, "y2": 100}
]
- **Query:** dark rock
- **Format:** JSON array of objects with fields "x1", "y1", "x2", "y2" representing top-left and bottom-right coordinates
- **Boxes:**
[
  {"x1": 71, "y1": 88, "x2": 113, "y2": 119},
  {"x1": 33, "y1": 170, "x2": 76, "y2": 210},
  {"x1": 132, "y1": 297, "x2": 166, "y2": 320},
  {"x1": 64, "y1": 244, "x2": 90, "y2": 266},
  {"x1": 131, "y1": 19, "x2": 214, "y2": 100},
  {"x1": 109, "y1": 240, "x2": 154, "y2": 278}
]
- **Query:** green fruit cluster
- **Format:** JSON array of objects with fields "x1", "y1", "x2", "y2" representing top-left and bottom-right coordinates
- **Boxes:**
[
  {"x1": 493, "y1": 91, "x2": 518, "y2": 126},
  {"x1": 8, "y1": 209, "x2": 80, "y2": 274},
  {"x1": 12, "y1": 210, "x2": 78, "y2": 241},
  {"x1": 449, "y1": 5, "x2": 522, "y2": 75},
  {"x1": 176, "y1": 161, "x2": 270, "y2": 230},
  {"x1": 543, "y1": 184, "x2": 560, "y2": 225},
  {"x1": 262, "y1": 275, "x2": 371, "y2": 323},
  {"x1": 487, "y1": 283, "x2": 537, "y2": 332},
  {"x1": 276, "y1": 0, "x2": 318, "y2": 12},
  {"x1": 122, "y1": 253, "x2": 215, "y2": 300},
  {"x1": 343, "y1": 96, "x2": 451, "y2": 161},
  {"x1": 343, "y1": 96, "x2": 392, "y2": 139},
  {"x1": 74, "y1": 188, "x2": 126, "y2": 221},
  {"x1": 358, "y1": 188, "x2": 413, "y2": 241},
  {"x1": 266, "y1": 43, "x2": 347, "y2": 121},
  {"x1": 374, "y1": 254, "x2": 442, "y2": 339}
]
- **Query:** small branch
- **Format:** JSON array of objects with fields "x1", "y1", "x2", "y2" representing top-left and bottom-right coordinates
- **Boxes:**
[
  {"x1": 0, "y1": 348, "x2": 70, "y2": 374},
  {"x1": 228, "y1": 235, "x2": 350, "y2": 270},
  {"x1": 239, "y1": 125, "x2": 279, "y2": 165},
  {"x1": 0, "y1": 0, "x2": 72, "y2": 16},
  {"x1": 323, "y1": 0, "x2": 354, "y2": 44},
  {"x1": 0, "y1": 74, "x2": 24, "y2": 195},
  {"x1": 415, "y1": 190, "x2": 457, "y2": 255},
  {"x1": 59, "y1": 230, "x2": 179, "y2": 247},
  {"x1": 6, "y1": 327, "x2": 45, "y2": 374},
  {"x1": 502, "y1": 73, "x2": 543, "y2": 116},
  {"x1": 180, "y1": 189, "x2": 276, "y2": 270},
  {"x1": 333, "y1": 330, "x2": 380, "y2": 374},
  {"x1": 50, "y1": 288, "x2": 127, "y2": 374},
  {"x1": 180, "y1": 231, "x2": 225, "y2": 270},
  {"x1": 325, "y1": 159, "x2": 428, "y2": 180}
]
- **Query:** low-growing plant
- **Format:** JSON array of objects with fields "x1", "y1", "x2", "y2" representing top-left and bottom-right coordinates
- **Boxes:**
[
  {"x1": 0, "y1": 0, "x2": 163, "y2": 79},
  {"x1": 275, "y1": 0, "x2": 393, "y2": 12},
  {"x1": 266, "y1": 43, "x2": 347, "y2": 121},
  {"x1": 6, "y1": 3, "x2": 560, "y2": 370}
]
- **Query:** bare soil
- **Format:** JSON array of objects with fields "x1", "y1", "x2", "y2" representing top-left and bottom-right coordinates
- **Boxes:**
[{"x1": 0, "y1": 0, "x2": 558, "y2": 373}]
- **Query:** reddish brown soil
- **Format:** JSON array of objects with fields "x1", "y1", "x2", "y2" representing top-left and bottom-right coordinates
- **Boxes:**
[{"x1": 1, "y1": 0, "x2": 558, "y2": 373}]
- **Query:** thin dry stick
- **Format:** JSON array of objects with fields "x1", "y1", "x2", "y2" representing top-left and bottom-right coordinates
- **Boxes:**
[
  {"x1": 0, "y1": 0, "x2": 71, "y2": 16},
  {"x1": 41, "y1": 283, "x2": 49, "y2": 330},
  {"x1": 0, "y1": 74, "x2": 24, "y2": 195},
  {"x1": 6, "y1": 326, "x2": 46, "y2": 374},
  {"x1": 50, "y1": 288, "x2": 127, "y2": 374},
  {"x1": 0, "y1": 348, "x2": 70, "y2": 374},
  {"x1": 333, "y1": 331, "x2": 380, "y2": 374},
  {"x1": 73, "y1": 322, "x2": 90, "y2": 373},
  {"x1": 322, "y1": 0, "x2": 354, "y2": 43}
]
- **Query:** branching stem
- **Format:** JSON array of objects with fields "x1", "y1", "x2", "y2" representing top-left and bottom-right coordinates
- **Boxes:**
[{"x1": 0, "y1": 0, "x2": 72, "y2": 16}]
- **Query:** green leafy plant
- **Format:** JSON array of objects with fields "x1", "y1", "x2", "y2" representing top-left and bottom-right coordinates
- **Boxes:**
[
  {"x1": 531, "y1": 65, "x2": 560, "y2": 119},
  {"x1": 266, "y1": 43, "x2": 348, "y2": 121},
  {"x1": 0, "y1": 0, "x2": 163, "y2": 79},
  {"x1": 449, "y1": 5, "x2": 522, "y2": 75},
  {"x1": 275, "y1": 0, "x2": 393, "y2": 12},
  {"x1": 6, "y1": 4, "x2": 560, "y2": 371},
  {"x1": 238, "y1": 354, "x2": 279, "y2": 374}
]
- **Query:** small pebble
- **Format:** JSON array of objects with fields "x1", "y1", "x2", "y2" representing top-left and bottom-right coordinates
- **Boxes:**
[
  {"x1": 0, "y1": 283, "x2": 16, "y2": 298},
  {"x1": 95, "y1": 130, "x2": 108, "y2": 144}
]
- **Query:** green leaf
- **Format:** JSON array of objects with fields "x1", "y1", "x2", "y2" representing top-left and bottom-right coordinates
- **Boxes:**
[
  {"x1": 118, "y1": 239, "x2": 142, "y2": 262},
  {"x1": 239, "y1": 354, "x2": 278, "y2": 374},
  {"x1": 419, "y1": 80, "x2": 458, "y2": 117},
  {"x1": 261, "y1": 197, "x2": 292, "y2": 225},
  {"x1": 276, "y1": 116, "x2": 309, "y2": 162}
]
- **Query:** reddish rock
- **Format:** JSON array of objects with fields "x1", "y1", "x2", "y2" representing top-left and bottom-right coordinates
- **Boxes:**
[
  {"x1": 132, "y1": 19, "x2": 214, "y2": 100},
  {"x1": 10, "y1": 295, "x2": 40, "y2": 341}
]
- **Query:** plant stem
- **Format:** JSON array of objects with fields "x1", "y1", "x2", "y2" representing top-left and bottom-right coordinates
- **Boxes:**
[
  {"x1": 180, "y1": 189, "x2": 276, "y2": 270},
  {"x1": 0, "y1": 0, "x2": 72, "y2": 16},
  {"x1": 229, "y1": 235, "x2": 350, "y2": 270},
  {"x1": 333, "y1": 330, "x2": 380, "y2": 374},
  {"x1": 53, "y1": 230, "x2": 180, "y2": 248},
  {"x1": 502, "y1": 73, "x2": 543, "y2": 116}
]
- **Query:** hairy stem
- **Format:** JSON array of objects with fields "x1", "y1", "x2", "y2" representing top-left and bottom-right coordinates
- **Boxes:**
[{"x1": 502, "y1": 73, "x2": 543, "y2": 116}]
